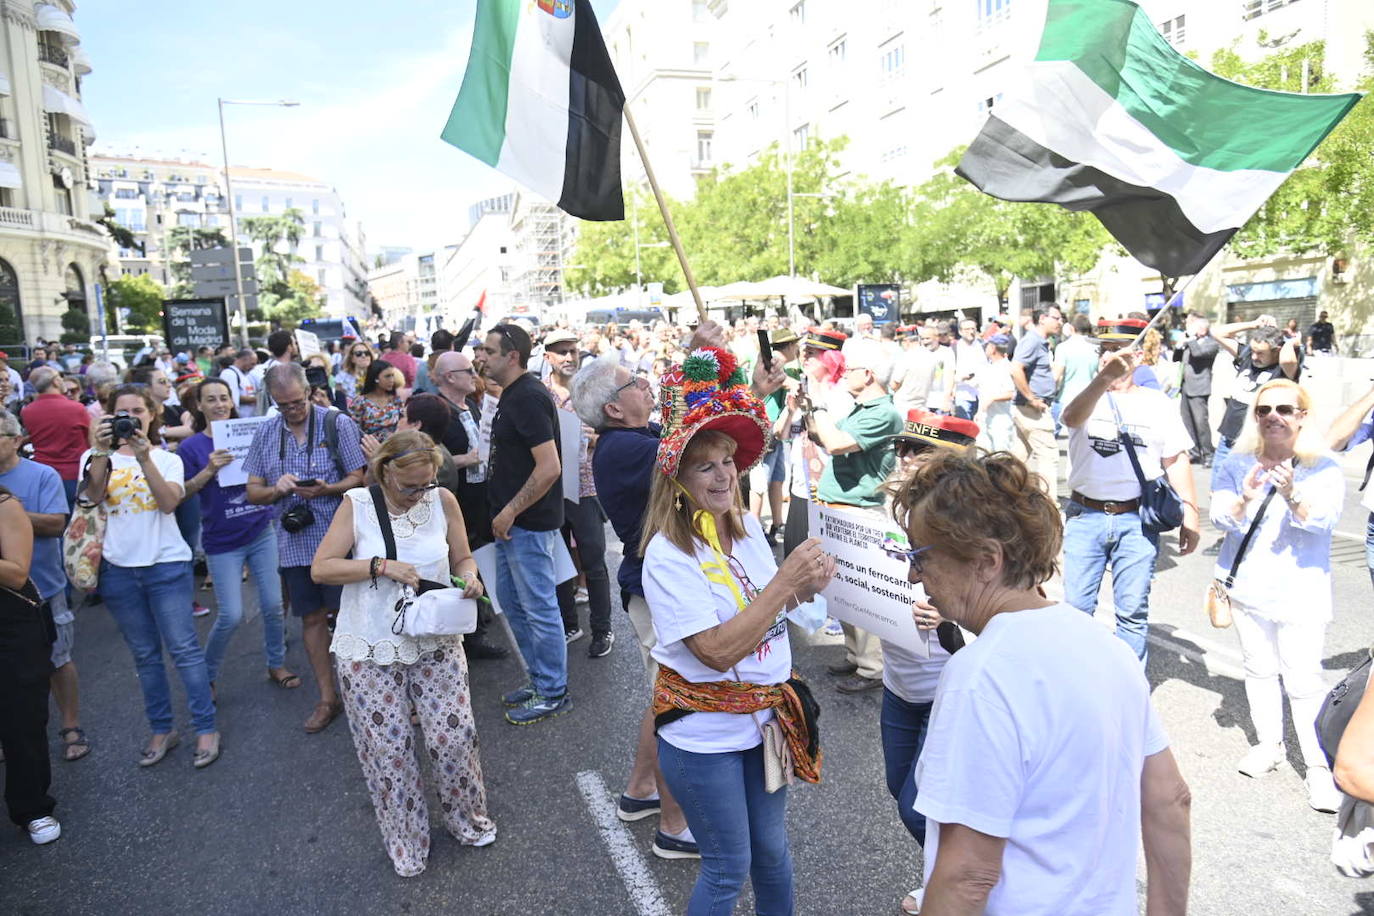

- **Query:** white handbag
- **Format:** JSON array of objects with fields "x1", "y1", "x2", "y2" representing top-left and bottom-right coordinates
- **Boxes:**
[{"x1": 391, "y1": 585, "x2": 478, "y2": 639}]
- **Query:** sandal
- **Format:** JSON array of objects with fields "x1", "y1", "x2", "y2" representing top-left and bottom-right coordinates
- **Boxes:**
[
  {"x1": 267, "y1": 669, "x2": 302, "y2": 690},
  {"x1": 193, "y1": 733, "x2": 222, "y2": 769},
  {"x1": 58, "y1": 727, "x2": 91, "y2": 762},
  {"x1": 138, "y1": 731, "x2": 180, "y2": 768},
  {"x1": 900, "y1": 889, "x2": 922, "y2": 915},
  {"x1": 303, "y1": 700, "x2": 342, "y2": 734}
]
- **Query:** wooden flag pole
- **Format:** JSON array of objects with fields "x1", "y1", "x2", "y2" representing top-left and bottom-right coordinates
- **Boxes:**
[
  {"x1": 623, "y1": 106, "x2": 709, "y2": 324},
  {"x1": 1128, "y1": 271, "x2": 1205, "y2": 349}
]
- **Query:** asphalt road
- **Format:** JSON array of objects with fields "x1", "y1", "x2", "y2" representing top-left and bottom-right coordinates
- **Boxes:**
[{"x1": 3, "y1": 446, "x2": 1374, "y2": 915}]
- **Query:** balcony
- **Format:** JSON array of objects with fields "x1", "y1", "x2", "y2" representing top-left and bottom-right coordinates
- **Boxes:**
[
  {"x1": 0, "y1": 207, "x2": 33, "y2": 229},
  {"x1": 47, "y1": 133, "x2": 76, "y2": 156},
  {"x1": 38, "y1": 44, "x2": 68, "y2": 68}
]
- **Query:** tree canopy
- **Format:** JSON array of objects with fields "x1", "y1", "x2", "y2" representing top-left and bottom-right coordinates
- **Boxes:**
[{"x1": 106, "y1": 273, "x2": 164, "y2": 334}]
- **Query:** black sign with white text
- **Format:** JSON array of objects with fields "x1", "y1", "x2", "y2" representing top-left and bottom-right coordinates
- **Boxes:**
[{"x1": 162, "y1": 298, "x2": 230, "y2": 354}]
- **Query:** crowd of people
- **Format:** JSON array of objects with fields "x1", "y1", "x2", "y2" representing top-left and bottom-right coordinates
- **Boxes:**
[{"x1": 0, "y1": 302, "x2": 1369, "y2": 915}]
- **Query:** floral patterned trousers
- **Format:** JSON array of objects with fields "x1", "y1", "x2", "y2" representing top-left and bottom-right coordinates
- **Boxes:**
[{"x1": 338, "y1": 646, "x2": 496, "y2": 876}]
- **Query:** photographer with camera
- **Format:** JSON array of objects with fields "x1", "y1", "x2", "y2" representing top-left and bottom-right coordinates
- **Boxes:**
[
  {"x1": 81, "y1": 384, "x2": 220, "y2": 768},
  {"x1": 245, "y1": 364, "x2": 367, "y2": 734}
]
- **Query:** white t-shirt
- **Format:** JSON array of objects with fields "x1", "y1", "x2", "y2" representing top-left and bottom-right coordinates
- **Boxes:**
[
  {"x1": 786, "y1": 384, "x2": 854, "y2": 500},
  {"x1": 1066, "y1": 386, "x2": 1192, "y2": 501},
  {"x1": 880, "y1": 583, "x2": 951, "y2": 704},
  {"x1": 951, "y1": 339, "x2": 987, "y2": 400},
  {"x1": 915, "y1": 603, "x2": 1169, "y2": 916},
  {"x1": 79, "y1": 448, "x2": 191, "y2": 567},
  {"x1": 977, "y1": 359, "x2": 1015, "y2": 419},
  {"x1": 644, "y1": 514, "x2": 791, "y2": 754},
  {"x1": 220, "y1": 365, "x2": 257, "y2": 418},
  {"x1": 892, "y1": 346, "x2": 953, "y2": 413}
]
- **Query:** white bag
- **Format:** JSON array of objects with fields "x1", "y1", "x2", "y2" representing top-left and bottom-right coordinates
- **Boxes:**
[{"x1": 391, "y1": 585, "x2": 478, "y2": 639}]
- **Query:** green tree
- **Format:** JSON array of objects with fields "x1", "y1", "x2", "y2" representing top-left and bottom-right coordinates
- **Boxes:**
[
  {"x1": 242, "y1": 208, "x2": 306, "y2": 303},
  {"x1": 105, "y1": 273, "x2": 165, "y2": 333},
  {"x1": 260, "y1": 269, "x2": 324, "y2": 326},
  {"x1": 565, "y1": 188, "x2": 679, "y2": 296},
  {"x1": 1208, "y1": 35, "x2": 1374, "y2": 259},
  {"x1": 908, "y1": 148, "x2": 1114, "y2": 306},
  {"x1": 59, "y1": 305, "x2": 88, "y2": 344},
  {"x1": 95, "y1": 203, "x2": 139, "y2": 252},
  {"x1": 813, "y1": 181, "x2": 914, "y2": 289}
]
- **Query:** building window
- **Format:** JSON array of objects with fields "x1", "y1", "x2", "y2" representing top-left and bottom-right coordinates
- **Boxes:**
[
  {"x1": 829, "y1": 38, "x2": 847, "y2": 65},
  {"x1": 318, "y1": 268, "x2": 327, "y2": 285},
  {"x1": 51, "y1": 175, "x2": 72, "y2": 215},
  {"x1": 114, "y1": 188, "x2": 139, "y2": 199},
  {"x1": 1160, "y1": 15, "x2": 1185, "y2": 45},
  {"x1": 315, "y1": 244, "x2": 324, "y2": 262},
  {"x1": 1243, "y1": 0, "x2": 1298, "y2": 20},
  {"x1": 977, "y1": 0, "x2": 1012, "y2": 23},
  {"x1": 285, "y1": 197, "x2": 293, "y2": 210},
  {"x1": 313, "y1": 221, "x2": 322, "y2": 237},
  {"x1": 793, "y1": 66, "x2": 808, "y2": 91},
  {"x1": 696, "y1": 87, "x2": 712, "y2": 110},
  {"x1": 693, "y1": 42, "x2": 710, "y2": 65},
  {"x1": 881, "y1": 43, "x2": 905, "y2": 79},
  {"x1": 793, "y1": 123, "x2": 810, "y2": 148},
  {"x1": 692, "y1": 0, "x2": 708, "y2": 22},
  {"x1": 696, "y1": 130, "x2": 713, "y2": 166},
  {"x1": 261, "y1": 196, "x2": 269, "y2": 212},
  {"x1": 177, "y1": 211, "x2": 198, "y2": 227},
  {"x1": 790, "y1": 1, "x2": 805, "y2": 24},
  {"x1": 312, "y1": 198, "x2": 320, "y2": 215}
]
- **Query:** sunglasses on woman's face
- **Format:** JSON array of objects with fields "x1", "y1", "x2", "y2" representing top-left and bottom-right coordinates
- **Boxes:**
[
  {"x1": 1255, "y1": 404, "x2": 1301, "y2": 417},
  {"x1": 352, "y1": 350, "x2": 371, "y2": 358}
]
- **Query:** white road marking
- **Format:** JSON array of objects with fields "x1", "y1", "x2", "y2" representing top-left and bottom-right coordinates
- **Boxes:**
[{"x1": 575, "y1": 770, "x2": 672, "y2": 916}]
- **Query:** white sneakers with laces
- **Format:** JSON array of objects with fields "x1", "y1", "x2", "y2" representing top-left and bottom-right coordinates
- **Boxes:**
[
  {"x1": 26, "y1": 816, "x2": 61, "y2": 845},
  {"x1": 1306, "y1": 766, "x2": 1343, "y2": 814}
]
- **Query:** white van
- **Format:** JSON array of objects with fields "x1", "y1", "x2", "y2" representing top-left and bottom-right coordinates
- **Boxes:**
[{"x1": 89, "y1": 334, "x2": 165, "y2": 371}]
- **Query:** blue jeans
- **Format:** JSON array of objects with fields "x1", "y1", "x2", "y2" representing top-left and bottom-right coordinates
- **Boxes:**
[
  {"x1": 204, "y1": 526, "x2": 286, "y2": 682},
  {"x1": 1210, "y1": 436, "x2": 1234, "y2": 490},
  {"x1": 494, "y1": 526, "x2": 567, "y2": 698},
  {"x1": 175, "y1": 498, "x2": 202, "y2": 556},
  {"x1": 101, "y1": 560, "x2": 216, "y2": 734},
  {"x1": 658, "y1": 739, "x2": 793, "y2": 916},
  {"x1": 1062, "y1": 502, "x2": 1159, "y2": 662},
  {"x1": 880, "y1": 688, "x2": 932, "y2": 846}
]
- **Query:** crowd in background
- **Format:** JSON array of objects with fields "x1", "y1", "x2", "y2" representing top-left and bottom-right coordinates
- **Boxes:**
[{"x1": 0, "y1": 301, "x2": 1369, "y2": 915}]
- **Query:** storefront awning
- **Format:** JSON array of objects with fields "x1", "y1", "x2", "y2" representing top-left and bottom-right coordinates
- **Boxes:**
[
  {"x1": 35, "y1": 5, "x2": 80, "y2": 45},
  {"x1": 71, "y1": 47, "x2": 91, "y2": 76},
  {"x1": 41, "y1": 84, "x2": 94, "y2": 141}
]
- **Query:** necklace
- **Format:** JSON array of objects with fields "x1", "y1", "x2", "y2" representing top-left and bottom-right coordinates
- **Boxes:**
[{"x1": 385, "y1": 495, "x2": 432, "y2": 538}]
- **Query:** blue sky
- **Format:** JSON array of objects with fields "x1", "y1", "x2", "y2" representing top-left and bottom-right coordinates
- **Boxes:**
[{"x1": 79, "y1": 0, "x2": 619, "y2": 254}]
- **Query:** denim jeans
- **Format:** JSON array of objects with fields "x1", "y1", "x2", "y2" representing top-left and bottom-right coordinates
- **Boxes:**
[
  {"x1": 175, "y1": 497, "x2": 203, "y2": 556},
  {"x1": 658, "y1": 739, "x2": 793, "y2": 916},
  {"x1": 494, "y1": 526, "x2": 568, "y2": 698},
  {"x1": 880, "y1": 688, "x2": 933, "y2": 846},
  {"x1": 1063, "y1": 502, "x2": 1159, "y2": 662},
  {"x1": 1210, "y1": 436, "x2": 1234, "y2": 491},
  {"x1": 101, "y1": 560, "x2": 216, "y2": 734},
  {"x1": 557, "y1": 496, "x2": 612, "y2": 637},
  {"x1": 204, "y1": 526, "x2": 287, "y2": 682}
]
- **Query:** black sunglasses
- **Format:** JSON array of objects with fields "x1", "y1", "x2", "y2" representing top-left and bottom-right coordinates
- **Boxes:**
[{"x1": 1255, "y1": 404, "x2": 1301, "y2": 417}]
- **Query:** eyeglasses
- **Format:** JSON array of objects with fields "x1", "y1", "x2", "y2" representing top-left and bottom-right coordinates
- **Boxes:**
[
  {"x1": 351, "y1": 350, "x2": 371, "y2": 358},
  {"x1": 276, "y1": 396, "x2": 310, "y2": 410},
  {"x1": 1255, "y1": 404, "x2": 1301, "y2": 417},
  {"x1": 615, "y1": 376, "x2": 649, "y2": 397},
  {"x1": 393, "y1": 479, "x2": 440, "y2": 497},
  {"x1": 894, "y1": 440, "x2": 932, "y2": 459},
  {"x1": 444, "y1": 367, "x2": 475, "y2": 377},
  {"x1": 896, "y1": 544, "x2": 935, "y2": 577},
  {"x1": 725, "y1": 554, "x2": 760, "y2": 601}
]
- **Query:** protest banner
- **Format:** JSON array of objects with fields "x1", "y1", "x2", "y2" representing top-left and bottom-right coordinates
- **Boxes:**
[
  {"x1": 295, "y1": 328, "x2": 321, "y2": 359},
  {"x1": 211, "y1": 416, "x2": 272, "y2": 487},
  {"x1": 809, "y1": 501, "x2": 928, "y2": 656},
  {"x1": 557, "y1": 408, "x2": 582, "y2": 505}
]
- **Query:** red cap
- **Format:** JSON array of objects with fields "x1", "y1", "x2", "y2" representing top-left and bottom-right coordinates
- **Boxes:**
[{"x1": 896, "y1": 409, "x2": 979, "y2": 449}]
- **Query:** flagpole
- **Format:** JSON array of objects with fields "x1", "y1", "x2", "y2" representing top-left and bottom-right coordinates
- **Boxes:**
[
  {"x1": 622, "y1": 107, "x2": 709, "y2": 324},
  {"x1": 1128, "y1": 273, "x2": 1198, "y2": 349}
]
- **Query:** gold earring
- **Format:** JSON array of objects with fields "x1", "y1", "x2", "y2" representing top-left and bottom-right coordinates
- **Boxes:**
[{"x1": 674, "y1": 493, "x2": 684, "y2": 511}]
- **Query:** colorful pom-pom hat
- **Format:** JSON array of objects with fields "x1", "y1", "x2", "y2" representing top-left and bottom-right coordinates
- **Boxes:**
[{"x1": 656, "y1": 346, "x2": 771, "y2": 478}]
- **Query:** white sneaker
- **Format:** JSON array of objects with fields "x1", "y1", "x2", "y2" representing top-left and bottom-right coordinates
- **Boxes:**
[
  {"x1": 1237, "y1": 742, "x2": 1286, "y2": 777},
  {"x1": 1306, "y1": 766, "x2": 1343, "y2": 814},
  {"x1": 26, "y1": 816, "x2": 60, "y2": 845}
]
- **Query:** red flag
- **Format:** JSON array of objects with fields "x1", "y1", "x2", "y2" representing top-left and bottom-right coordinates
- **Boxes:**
[{"x1": 475, "y1": 290, "x2": 487, "y2": 314}]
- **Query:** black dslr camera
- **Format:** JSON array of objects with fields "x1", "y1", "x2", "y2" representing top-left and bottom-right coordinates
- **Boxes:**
[
  {"x1": 280, "y1": 502, "x2": 316, "y2": 534},
  {"x1": 106, "y1": 410, "x2": 139, "y2": 447}
]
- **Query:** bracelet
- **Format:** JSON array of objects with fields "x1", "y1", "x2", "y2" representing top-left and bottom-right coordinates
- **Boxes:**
[
  {"x1": 91, "y1": 449, "x2": 112, "y2": 459},
  {"x1": 369, "y1": 556, "x2": 382, "y2": 589}
]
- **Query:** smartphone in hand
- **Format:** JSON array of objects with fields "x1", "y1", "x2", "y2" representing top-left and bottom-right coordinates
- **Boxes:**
[
  {"x1": 296, "y1": 478, "x2": 321, "y2": 488},
  {"x1": 757, "y1": 329, "x2": 774, "y2": 371}
]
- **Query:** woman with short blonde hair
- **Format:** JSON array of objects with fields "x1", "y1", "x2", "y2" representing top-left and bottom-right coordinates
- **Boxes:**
[{"x1": 312, "y1": 429, "x2": 494, "y2": 876}]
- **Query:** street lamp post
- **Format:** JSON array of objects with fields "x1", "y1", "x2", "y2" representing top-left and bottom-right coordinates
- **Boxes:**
[
  {"x1": 718, "y1": 74, "x2": 795, "y2": 277},
  {"x1": 217, "y1": 97, "x2": 299, "y2": 346}
]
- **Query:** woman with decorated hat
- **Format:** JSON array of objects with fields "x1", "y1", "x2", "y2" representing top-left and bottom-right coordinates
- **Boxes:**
[{"x1": 641, "y1": 346, "x2": 835, "y2": 916}]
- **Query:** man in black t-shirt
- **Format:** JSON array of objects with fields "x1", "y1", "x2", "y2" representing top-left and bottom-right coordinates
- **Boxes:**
[
  {"x1": 480, "y1": 323, "x2": 569, "y2": 726},
  {"x1": 1306, "y1": 311, "x2": 1337, "y2": 355}
]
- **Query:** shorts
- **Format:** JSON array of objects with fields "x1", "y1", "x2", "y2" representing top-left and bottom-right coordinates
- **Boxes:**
[
  {"x1": 749, "y1": 440, "x2": 788, "y2": 490},
  {"x1": 281, "y1": 565, "x2": 343, "y2": 617},
  {"x1": 625, "y1": 593, "x2": 658, "y2": 687},
  {"x1": 48, "y1": 591, "x2": 74, "y2": 668}
]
